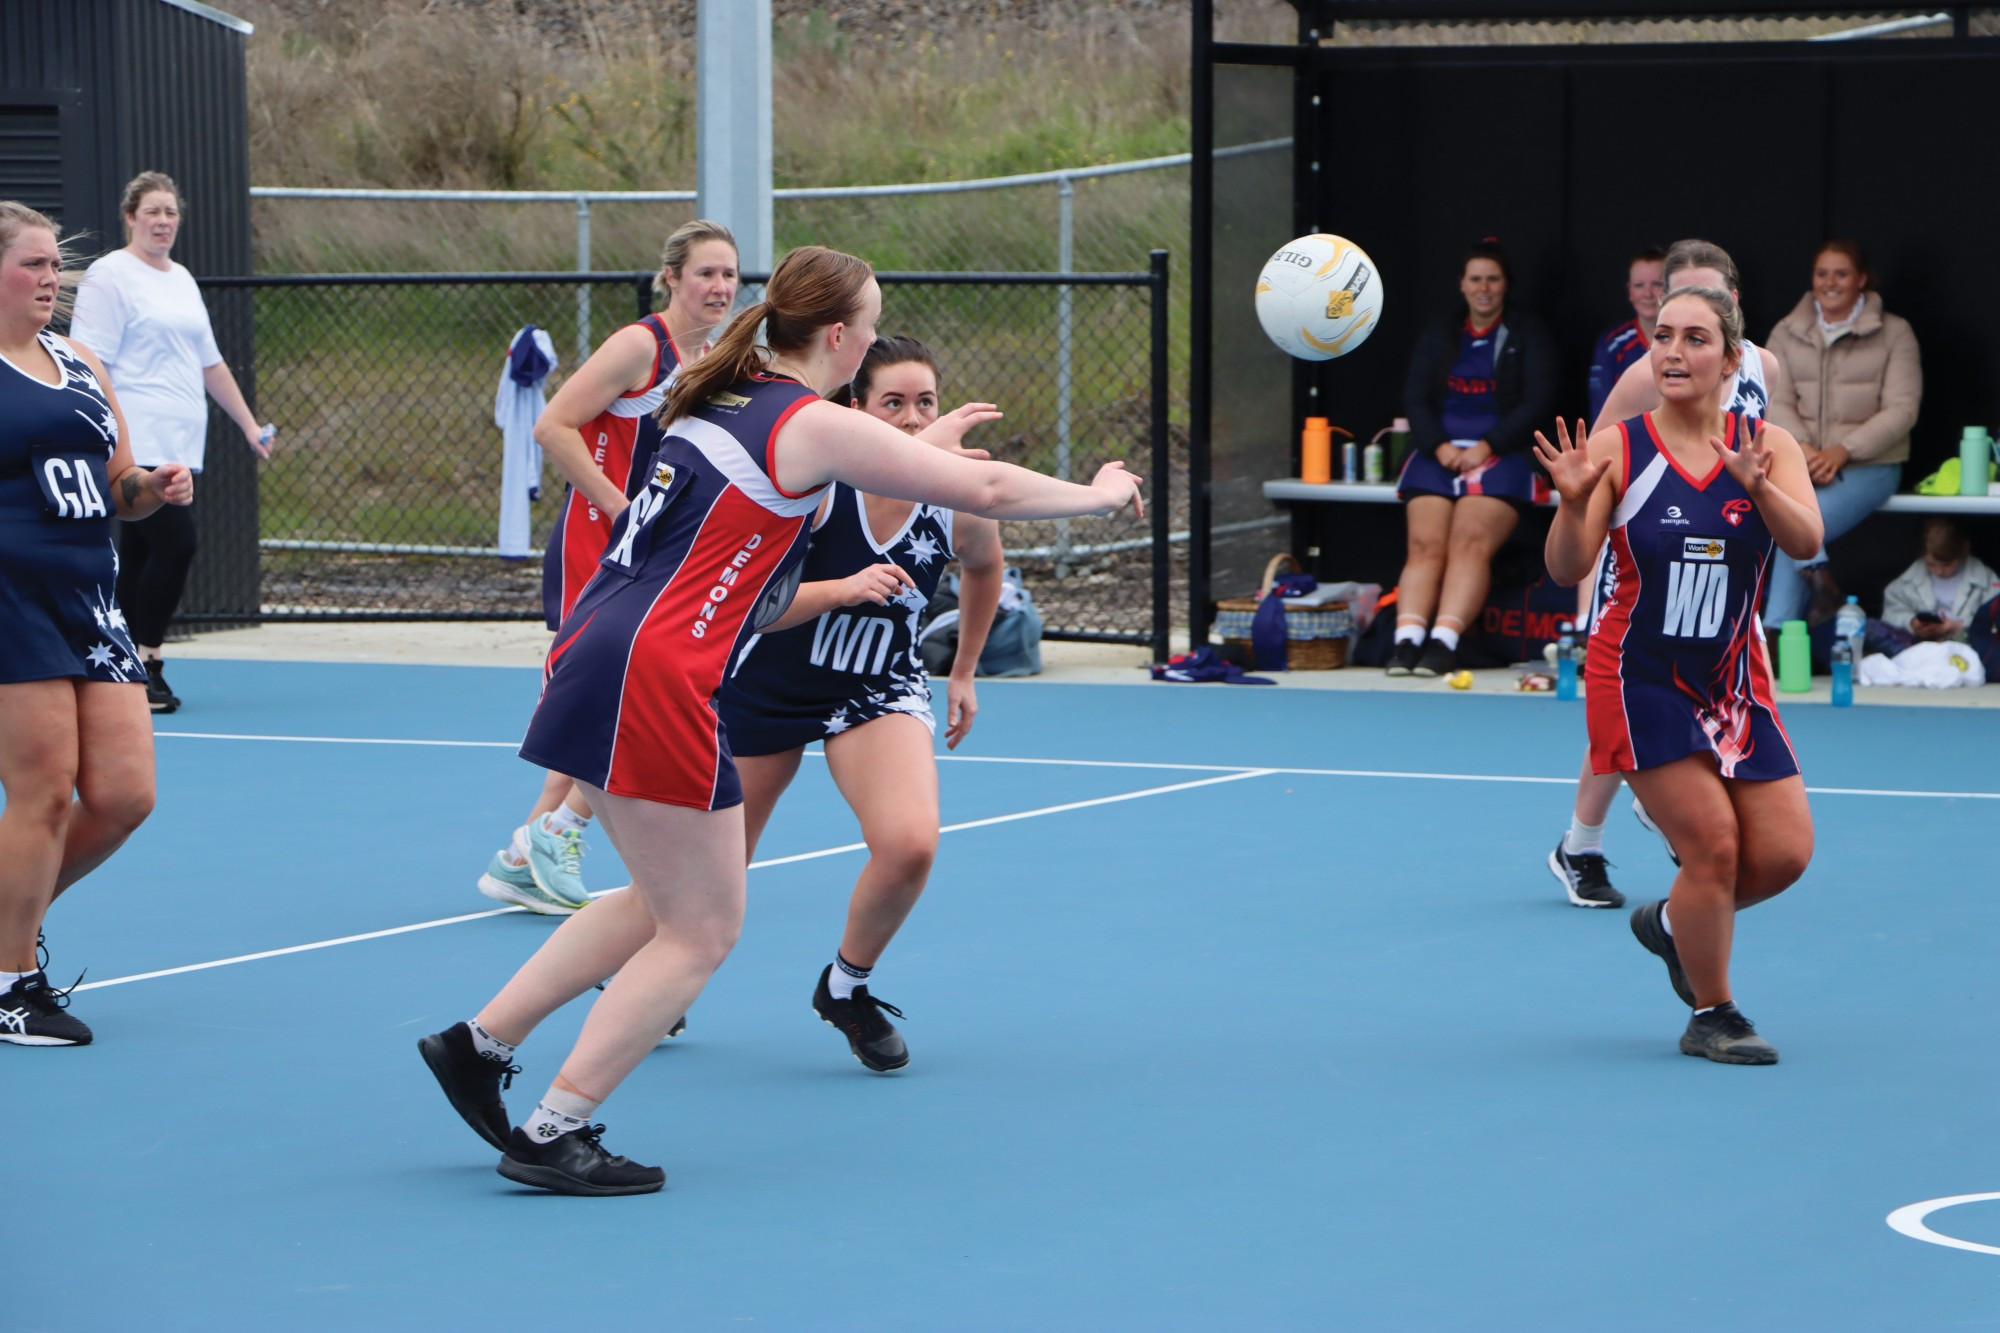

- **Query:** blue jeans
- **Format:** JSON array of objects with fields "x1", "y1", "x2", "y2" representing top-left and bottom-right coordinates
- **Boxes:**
[{"x1": 1763, "y1": 462, "x2": 1902, "y2": 625}]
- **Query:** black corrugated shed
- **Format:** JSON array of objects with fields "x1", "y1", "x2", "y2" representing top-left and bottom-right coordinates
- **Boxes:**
[{"x1": 0, "y1": 0, "x2": 257, "y2": 619}]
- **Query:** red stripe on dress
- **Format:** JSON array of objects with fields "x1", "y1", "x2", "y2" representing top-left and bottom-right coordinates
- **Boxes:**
[
  {"x1": 604, "y1": 487, "x2": 804, "y2": 806},
  {"x1": 556, "y1": 415, "x2": 643, "y2": 621},
  {"x1": 763, "y1": 394, "x2": 823, "y2": 500},
  {"x1": 1586, "y1": 523, "x2": 1640, "y2": 774},
  {"x1": 1744, "y1": 563, "x2": 1801, "y2": 771}
]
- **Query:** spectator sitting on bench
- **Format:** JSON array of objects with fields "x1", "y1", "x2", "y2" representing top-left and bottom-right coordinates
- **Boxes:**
[
  {"x1": 1586, "y1": 246, "x2": 1665, "y2": 426},
  {"x1": 1763, "y1": 238, "x2": 1922, "y2": 626},
  {"x1": 1883, "y1": 518, "x2": 2000, "y2": 644},
  {"x1": 1386, "y1": 237, "x2": 1558, "y2": 678}
]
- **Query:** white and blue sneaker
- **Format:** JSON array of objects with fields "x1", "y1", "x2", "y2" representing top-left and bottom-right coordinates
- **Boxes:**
[
  {"x1": 476, "y1": 847, "x2": 579, "y2": 916},
  {"x1": 525, "y1": 820, "x2": 591, "y2": 911}
]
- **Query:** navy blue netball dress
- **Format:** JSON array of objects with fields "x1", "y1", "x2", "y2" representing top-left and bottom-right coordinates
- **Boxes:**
[
  {"x1": 1586, "y1": 412, "x2": 1798, "y2": 781},
  {"x1": 0, "y1": 332, "x2": 145, "y2": 685},
  {"x1": 518, "y1": 374, "x2": 825, "y2": 811},
  {"x1": 719, "y1": 483, "x2": 956, "y2": 755}
]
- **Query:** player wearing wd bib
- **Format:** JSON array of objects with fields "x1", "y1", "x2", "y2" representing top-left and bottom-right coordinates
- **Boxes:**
[
  {"x1": 521, "y1": 373, "x2": 825, "y2": 811},
  {"x1": 540, "y1": 313, "x2": 690, "y2": 629},
  {"x1": 1588, "y1": 411, "x2": 1794, "y2": 780},
  {"x1": 1538, "y1": 284, "x2": 1820, "y2": 1067},
  {"x1": 721, "y1": 483, "x2": 953, "y2": 753}
]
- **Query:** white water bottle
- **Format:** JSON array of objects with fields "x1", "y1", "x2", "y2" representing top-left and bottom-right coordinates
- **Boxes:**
[{"x1": 1834, "y1": 595, "x2": 1865, "y2": 665}]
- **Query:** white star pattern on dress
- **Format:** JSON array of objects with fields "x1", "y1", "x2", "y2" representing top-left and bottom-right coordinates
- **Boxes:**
[
  {"x1": 824, "y1": 707, "x2": 852, "y2": 736},
  {"x1": 107, "y1": 606, "x2": 127, "y2": 632},
  {"x1": 86, "y1": 643, "x2": 115, "y2": 670},
  {"x1": 92, "y1": 605, "x2": 109, "y2": 631},
  {"x1": 902, "y1": 533, "x2": 942, "y2": 568}
]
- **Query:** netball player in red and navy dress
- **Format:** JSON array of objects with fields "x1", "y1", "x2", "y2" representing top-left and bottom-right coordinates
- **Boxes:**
[
  {"x1": 721, "y1": 335, "x2": 1007, "y2": 1072},
  {"x1": 472, "y1": 221, "x2": 739, "y2": 918},
  {"x1": 419, "y1": 247, "x2": 1143, "y2": 1195},
  {"x1": 1536, "y1": 286, "x2": 1821, "y2": 1065}
]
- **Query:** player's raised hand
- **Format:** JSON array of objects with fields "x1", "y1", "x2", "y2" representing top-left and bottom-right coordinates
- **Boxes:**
[
  {"x1": 1711, "y1": 416, "x2": 1773, "y2": 494},
  {"x1": 1090, "y1": 461, "x2": 1145, "y2": 518},
  {"x1": 836, "y1": 562, "x2": 917, "y2": 607},
  {"x1": 1532, "y1": 418, "x2": 1607, "y2": 505},
  {"x1": 151, "y1": 462, "x2": 194, "y2": 507},
  {"x1": 918, "y1": 402, "x2": 1003, "y2": 454}
]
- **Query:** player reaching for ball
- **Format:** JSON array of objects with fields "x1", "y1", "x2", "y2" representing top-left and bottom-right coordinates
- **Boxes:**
[
  {"x1": 1534, "y1": 284, "x2": 1819, "y2": 1065},
  {"x1": 418, "y1": 246, "x2": 1142, "y2": 1195}
]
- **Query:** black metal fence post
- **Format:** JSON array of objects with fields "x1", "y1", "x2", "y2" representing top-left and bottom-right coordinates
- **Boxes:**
[{"x1": 1149, "y1": 249, "x2": 1171, "y2": 663}]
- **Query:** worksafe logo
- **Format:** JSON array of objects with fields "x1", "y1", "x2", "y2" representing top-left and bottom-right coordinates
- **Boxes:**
[{"x1": 1682, "y1": 537, "x2": 1725, "y2": 561}]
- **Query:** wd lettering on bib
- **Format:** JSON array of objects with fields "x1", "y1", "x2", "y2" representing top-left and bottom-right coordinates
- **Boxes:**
[
  {"x1": 808, "y1": 611, "x2": 896, "y2": 675},
  {"x1": 1662, "y1": 560, "x2": 1730, "y2": 638}
]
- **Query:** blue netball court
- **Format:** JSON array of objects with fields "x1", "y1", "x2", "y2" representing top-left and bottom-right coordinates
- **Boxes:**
[{"x1": 16, "y1": 658, "x2": 2000, "y2": 1331}]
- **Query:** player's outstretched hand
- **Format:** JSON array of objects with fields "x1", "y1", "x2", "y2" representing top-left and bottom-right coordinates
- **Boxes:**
[
  {"x1": 1532, "y1": 418, "x2": 1607, "y2": 506},
  {"x1": 152, "y1": 462, "x2": 194, "y2": 507},
  {"x1": 837, "y1": 562, "x2": 917, "y2": 607},
  {"x1": 944, "y1": 676, "x2": 978, "y2": 750},
  {"x1": 1711, "y1": 417, "x2": 1772, "y2": 495},
  {"x1": 1090, "y1": 461, "x2": 1145, "y2": 518},
  {"x1": 919, "y1": 402, "x2": 1004, "y2": 454}
]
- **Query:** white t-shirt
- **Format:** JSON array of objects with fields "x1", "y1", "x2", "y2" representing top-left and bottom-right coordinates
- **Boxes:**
[{"x1": 69, "y1": 249, "x2": 223, "y2": 471}]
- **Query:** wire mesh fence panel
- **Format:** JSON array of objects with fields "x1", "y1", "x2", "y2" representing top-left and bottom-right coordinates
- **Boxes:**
[{"x1": 204, "y1": 269, "x2": 1181, "y2": 644}]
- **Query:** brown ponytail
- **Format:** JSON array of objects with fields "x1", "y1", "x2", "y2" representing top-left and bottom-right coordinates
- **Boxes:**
[{"x1": 661, "y1": 245, "x2": 874, "y2": 423}]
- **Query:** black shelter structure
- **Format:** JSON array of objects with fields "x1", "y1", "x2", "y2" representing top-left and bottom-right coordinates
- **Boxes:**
[
  {"x1": 0, "y1": 0, "x2": 257, "y2": 621},
  {"x1": 1193, "y1": 2, "x2": 2000, "y2": 644}
]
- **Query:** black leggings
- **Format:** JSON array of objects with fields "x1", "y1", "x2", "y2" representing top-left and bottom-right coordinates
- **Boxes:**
[{"x1": 116, "y1": 499, "x2": 198, "y2": 649}]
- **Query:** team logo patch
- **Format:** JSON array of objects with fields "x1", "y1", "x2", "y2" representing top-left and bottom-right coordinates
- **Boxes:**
[
  {"x1": 650, "y1": 460, "x2": 676, "y2": 490},
  {"x1": 1682, "y1": 537, "x2": 1726, "y2": 561},
  {"x1": 707, "y1": 390, "x2": 752, "y2": 408},
  {"x1": 1666, "y1": 506, "x2": 1683, "y2": 519},
  {"x1": 1722, "y1": 498, "x2": 1753, "y2": 527}
]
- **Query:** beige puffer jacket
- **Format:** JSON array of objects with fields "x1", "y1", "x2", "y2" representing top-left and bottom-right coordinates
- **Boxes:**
[{"x1": 1765, "y1": 292, "x2": 1922, "y2": 465}]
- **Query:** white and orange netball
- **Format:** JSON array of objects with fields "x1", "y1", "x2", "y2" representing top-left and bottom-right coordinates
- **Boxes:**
[{"x1": 1254, "y1": 233, "x2": 1385, "y2": 361}]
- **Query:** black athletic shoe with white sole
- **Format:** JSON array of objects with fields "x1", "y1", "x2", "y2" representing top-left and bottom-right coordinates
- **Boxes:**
[
  {"x1": 1547, "y1": 843, "x2": 1625, "y2": 908},
  {"x1": 1413, "y1": 639, "x2": 1458, "y2": 678},
  {"x1": 1680, "y1": 1001, "x2": 1779, "y2": 1065},
  {"x1": 812, "y1": 965, "x2": 909, "y2": 1072},
  {"x1": 0, "y1": 970, "x2": 92, "y2": 1046},
  {"x1": 1631, "y1": 797, "x2": 1681, "y2": 867},
  {"x1": 417, "y1": 1022, "x2": 518, "y2": 1150},
  {"x1": 498, "y1": 1123, "x2": 664, "y2": 1196},
  {"x1": 1629, "y1": 900, "x2": 1695, "y2": 1008},
  {"x1": 1384, "y1": 640, "x2": 1422, "y2": 677},
  {"x1": 145, "y1": 660, "x2": 180, "y2": 714}
]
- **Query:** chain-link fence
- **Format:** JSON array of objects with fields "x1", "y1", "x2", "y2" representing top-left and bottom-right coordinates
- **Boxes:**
[{"x1": 193, "y1": 262, "x2": 1178, "y2": 651}]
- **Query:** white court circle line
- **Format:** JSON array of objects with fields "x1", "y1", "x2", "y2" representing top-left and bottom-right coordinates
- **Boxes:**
[{"x1": 1886, "y1": 1194, "x2": 2000, "y2": 1256}]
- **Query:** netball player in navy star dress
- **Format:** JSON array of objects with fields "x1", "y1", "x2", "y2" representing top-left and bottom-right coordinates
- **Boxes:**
[
  {"x1": 470, "y1": 220, "x2": 740, "y2": 920},
  {"x1": 1536, "y1": 285, "x2": 1820, "y2": 1065},
  {"x1": 0, "y1": 202, "x2": 193, "y2": 1047},
  {"x1": 719, "y1": 335, "x2": 1007, "y2": 1071},
  {"x1": 1546, "y1": 239, "x2": 1786, "y2": 911},
  {"x1": 417, "y1": 245, "x2": 1142, "y2": 1196}
]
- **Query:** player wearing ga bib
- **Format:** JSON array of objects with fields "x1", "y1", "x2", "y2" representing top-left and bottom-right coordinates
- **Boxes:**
[
  {"x1": 720, "y1": 483, "x2": 955, "y2": 755},
  {"x1": 540, "y1": 314, "x2": 691, "y2": 629},
  {"x1": 1586, "y1": 412, "x2": 1798, "y2": 782},
  {"x1": 520, "y1": 374, "x2": 825, "y2": 810}
]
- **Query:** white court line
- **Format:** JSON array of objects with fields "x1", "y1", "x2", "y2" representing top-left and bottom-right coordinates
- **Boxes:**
[
  {"x1": 152, "y1": 729, "x2": 2000, "y2": 799},
  {"x1": 73, "y1": 768, "x2": 1274, "y2": 993}
]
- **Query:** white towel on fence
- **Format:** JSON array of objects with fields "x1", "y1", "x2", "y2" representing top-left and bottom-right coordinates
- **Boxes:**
[{"x1": 496, "y1": 325, "x2": 556, "y2": 557}]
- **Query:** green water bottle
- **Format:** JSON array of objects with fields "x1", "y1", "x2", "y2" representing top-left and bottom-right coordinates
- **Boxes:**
[
  {"x1": 1777, "y1": 619, "x2": 1812, "y2": 693},
  {"x1": 1960, "y1": 426, "x2": 1993, "y2": 497}
]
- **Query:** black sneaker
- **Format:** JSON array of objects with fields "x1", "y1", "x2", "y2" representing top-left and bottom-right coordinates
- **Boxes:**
[
  {"x1": 497, "y1": 1123, "x2": 664, "y2": 1196},
  {"x1": 812, "y1": 965, "x2": 909, "y2": 1072},
  {"x1": 144, "y1": 660, "x2": 180, "y2": 714},
  {"x1": 1384, "y1": 640, "x2": 1422, "y2": 677},
  {"x1": 417, "y1": 1022, "x2": 518, "y2": 1151},
  {"x1": 1547, "y1": 843, "x2": 1625, "y2": 909},
  {"x1": 0, "y1": 971, "x2": 93, "y2": 1046},
  {"x1": 1412, "y1": 639, "x2": 1457, "y2": 678},
  {"x1": 1631, "y1": 797, "x2": 1681, "y2": 868},
  {"x1": 1679, "y1": 1001, "x2": 1779, "y2": 1065},
  {"x1": 1629, "y1": 900, "x2": 1695, "y2": 1008}
]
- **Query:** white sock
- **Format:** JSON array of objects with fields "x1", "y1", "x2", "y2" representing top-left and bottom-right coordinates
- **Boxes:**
[
  {"x1": 542, "y1": 805, "x2": 591, "y2": 836},
  {"x1": 523, "y1": 1087, "x2": 599, "y2": 1141},
  {"x1": 1694, "y1": 1004, "x2": 1718, "y2": 1016},
  {"x1": 1562, "y1": 817, "x2": 1605, "y2": 857},
  {"x1": 1394, "y1": 622, "x2": 1426, "y2": 646},
  {"x1": 1659, "y1": 906, "x2": 1674, "y2": 937},
  {"x1": 503, "y1": 826, "x2": 531, "y2": 866},
  {"x1": 1430, "y1": 625, "x2": 1461, "y2": 652},
  {"x1": 829, "y1": 953, "x2": 870, "y2": 1001},
  {"x1": 467, "y1": 1019, "x2": 517, "y2": 1063},
  {"x1": 0, "y1": 969, "x2": 31, "y2": 987}
]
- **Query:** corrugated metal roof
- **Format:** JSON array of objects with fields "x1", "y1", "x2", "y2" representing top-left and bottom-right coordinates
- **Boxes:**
[{"x1": 154, "y1": 0, "x2": 251, "y2": 35}]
